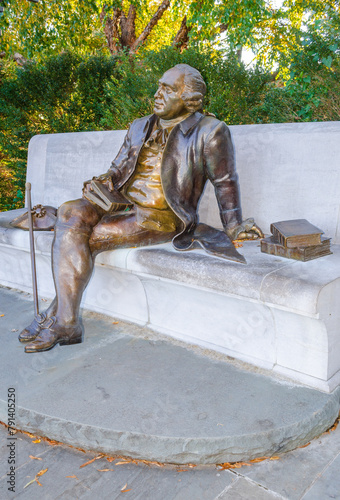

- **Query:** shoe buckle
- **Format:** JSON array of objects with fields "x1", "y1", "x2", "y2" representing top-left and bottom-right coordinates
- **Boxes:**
[{"x1": 44, "y1": 316, "x2": 56, "y2": 329}]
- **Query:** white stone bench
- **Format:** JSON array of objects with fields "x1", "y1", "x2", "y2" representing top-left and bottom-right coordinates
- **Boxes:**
[{"x1": 1, "y1": 121, "x2": 339, "y2": 393}]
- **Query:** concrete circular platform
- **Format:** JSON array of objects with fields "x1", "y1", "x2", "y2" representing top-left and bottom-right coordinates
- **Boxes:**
[{"x1": 1, "y1": 286, "x2": 339, "y2": 465}]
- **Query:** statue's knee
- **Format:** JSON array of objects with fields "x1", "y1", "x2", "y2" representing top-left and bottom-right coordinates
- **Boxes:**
[
  {"x1": 57, "y1": 199, "x2": 98, "y2": 226},
  {"x1": 57, "y1": 200, "x2": 84, "y2": 223}
]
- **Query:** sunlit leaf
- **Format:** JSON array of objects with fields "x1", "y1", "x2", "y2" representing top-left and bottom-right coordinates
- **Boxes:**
[
  {"x1": 80, "y1": 454, "x2": 104, "y2": 468},
  {"x1": 36, "y1": 468, "x2": 48, "y2": 477}
]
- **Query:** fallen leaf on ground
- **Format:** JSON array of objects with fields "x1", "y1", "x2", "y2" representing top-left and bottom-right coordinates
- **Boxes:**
[
  {"x1": 139, "y1": 460, "x2": 163, "y2": 467},
  {"x1": 115, "y1": 460, "x2": 133, "y2": 465},
  {"x1": 80, "y1": 454, "x2": 104, "y2": 468},
  {"x1": 36, "y1": 468, "x2": 48, "y2": 478},
  {"x1": 219, "y1": 460, "x2": 255, "y2": 470},
  {"x1": 270, "y1": 456, "x2": 280, "y2": 461},
  {"x1": 121, "y1": 484, "x2": 131, "y2": 492},
  {"x1": 23, "y1": 468, "x2": 48, "y2": 489},
  {"x1": 32, "y1": 439, "x2": 41, "y2": 444},
  {"x1": 299, "y1": 443, "x2": 310, "y2": 449},
  {"x1": 66, "y1": 475, "x2": 79, "y2": 479},
  {"x1": 24, "y1": 479, "x2": 37, "y2": 489},
  {"x1": 227, "y1": 462, "x2": 251, "y2": 469},
  {"x1": 97, "y1": 468, "x2": 114, "y2": 472},
  {"x1": 330, "y1": 416, "x2": 340, "y2": 432},
  {"x1": 0, "y1": 314, "x2": 4, "y2": 317},
  {"x1": 29, "y1": 455, "x2": 42, "y2": 460},
  {"x1": 112, "y1": 321, "x2": 119, "y2": 324},
  {"x1": 47, "y1": 440, "x2": 59, "y2": 446}
]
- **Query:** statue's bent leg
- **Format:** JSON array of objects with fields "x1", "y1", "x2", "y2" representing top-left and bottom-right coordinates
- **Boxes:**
[
  {"x1": 89, "y1": 211, "x2": 176, "y2": 255},
  {"x1": 23, "y1": 199, "x2": 103, "y2": 351},
  {"x1": 51, "y1": 198, "x2": 103, "y2": 327},
  {"x1": 24, "y1": 209, "x2": 175, "y2": 353}
]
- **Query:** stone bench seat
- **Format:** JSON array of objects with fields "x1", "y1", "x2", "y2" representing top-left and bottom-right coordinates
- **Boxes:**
[{"x1": 1, "y1": 122, "x2": 339, "y2": 393}]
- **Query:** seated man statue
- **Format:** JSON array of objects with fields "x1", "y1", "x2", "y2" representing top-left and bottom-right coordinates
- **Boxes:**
[{"x1": 19, "y1": 63, "x2": 262, "y2": 353}]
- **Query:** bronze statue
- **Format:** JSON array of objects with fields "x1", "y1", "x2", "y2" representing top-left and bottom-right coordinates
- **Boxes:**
[{"x1": 19, "y1": 64, "x2": 263, "y2": 353}]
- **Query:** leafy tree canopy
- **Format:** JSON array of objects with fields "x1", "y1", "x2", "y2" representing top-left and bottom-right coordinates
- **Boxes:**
[{"x1": 1, "y1": 0, "x2": 338, "y2": 66}]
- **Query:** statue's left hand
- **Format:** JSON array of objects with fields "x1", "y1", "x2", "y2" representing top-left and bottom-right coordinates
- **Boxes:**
[{"x1": 227, "y1": 218, "x2": 264, "y2": 241}]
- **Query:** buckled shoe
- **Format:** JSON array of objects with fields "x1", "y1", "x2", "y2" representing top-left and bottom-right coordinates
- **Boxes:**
[
  {"x1": 24, "y1": 317, "x2": 83, "y2": 353},
  {"x1": 18, "y1": 312, "x2": 48, "y2": 342}
]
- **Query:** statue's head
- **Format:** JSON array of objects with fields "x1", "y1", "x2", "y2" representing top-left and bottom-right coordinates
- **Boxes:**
[{"x1": 154, "y1": 64, "x2": 206, "y2": 120}]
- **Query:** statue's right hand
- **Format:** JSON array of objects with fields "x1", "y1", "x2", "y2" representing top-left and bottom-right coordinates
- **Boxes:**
[
  {"x1": 82, "y1": 174, "x2": 114, "y2": 197},
  {"x1": 94, "y1": 173, "x2": 114, "y2": 192},
  {"x1": 82, "y1": 179, "x2": 93, "y2": 197}
]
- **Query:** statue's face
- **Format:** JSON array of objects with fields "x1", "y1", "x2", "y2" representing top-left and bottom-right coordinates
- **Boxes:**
[{"x1": 154, "y1": 68, "x2": 188, "y2": 120}]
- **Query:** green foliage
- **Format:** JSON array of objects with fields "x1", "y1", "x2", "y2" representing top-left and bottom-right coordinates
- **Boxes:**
[
  {"x1": 0, "y1": 0, "x2": 183, "y2": 60},
  {"x1": 280, "y1": 9, "x2": 340, "y2": 121},
  {"x1": 99, "y1": 47, "x2": 310, "y2": 130},
  {"x1": 0, "y1": 42, "x2": 339, "y2": 211},
  {"x1": 0, "y1": 52, "x2": 118, "y2": 210},
  {"x1": 0, "y1": 0, "x2": 107, "y2": 59}
]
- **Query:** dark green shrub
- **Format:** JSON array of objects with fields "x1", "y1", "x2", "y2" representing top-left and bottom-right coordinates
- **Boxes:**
[
  {"x1": 1, "y1": 44, "x2": 339, "y2": 211},
  {"x1": 0, "y1": 52, "x2": 119, "y2": 210}
]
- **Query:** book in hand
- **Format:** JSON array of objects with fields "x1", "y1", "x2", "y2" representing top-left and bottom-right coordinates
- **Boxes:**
[
  {"x1": 270, "y1": 219, "x2": 323, "y2": 248},
  {"x1": 83, "y1": 180, "x2": 133, "y2": 212},
  {"x1": 261, "y1": 236, "x2": 332, "y2": 261}
]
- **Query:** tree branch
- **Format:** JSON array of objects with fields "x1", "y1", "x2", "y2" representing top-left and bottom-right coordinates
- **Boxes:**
[
  {"x1": 130, "y1": 0, "x2": 170, "y2": 54},
  {"x1": 219, "y1": 23, "x2": 229, "y2": 33},
  {"x1": 172, "y1": 16, "x2": 192, "y2": 52}
]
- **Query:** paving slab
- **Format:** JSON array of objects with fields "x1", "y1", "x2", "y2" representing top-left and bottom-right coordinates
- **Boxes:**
[
  {"x1": 302, "y1": 453, "x2": 340, "y2": 500},
  {"x1": 0, "y1": 423, "x2": 340, "y2": 499},
  {"x1": 239, "y1": 415, "x2": 340, "y2": 499},
  {"x1": 217, "y1": 477, "x2": 284, "y2": 500},
  {"x1": 0, "y1": 286, "x2": 339, "y2": 466}
]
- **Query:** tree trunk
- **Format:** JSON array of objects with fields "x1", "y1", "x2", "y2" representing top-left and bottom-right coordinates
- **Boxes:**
[
  {"x1": 120, "y1": 4, "x2": 137, "y2": 49},
  {"x1": 172, "y1": 16, "x2": 191, "y2": 52},
  {"x1": 236, "y1": 46, "x2": 243, "y2": 62},
  {"x1": 100, "y1": 7, "x2": 121, "y2": 55}
]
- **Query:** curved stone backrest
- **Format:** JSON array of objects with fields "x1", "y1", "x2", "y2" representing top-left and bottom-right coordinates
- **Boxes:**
[{"x1": 27, "y1": 121, "x2": 340, "y2": 244}]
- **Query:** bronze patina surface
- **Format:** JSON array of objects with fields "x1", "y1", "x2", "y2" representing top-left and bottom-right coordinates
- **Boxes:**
[
  {"x1": 21, "y1": 63, "x2": 263, "y2": 353},
  {"x1": 261, "y1": 219, "x2": 331, "y2": 261}
]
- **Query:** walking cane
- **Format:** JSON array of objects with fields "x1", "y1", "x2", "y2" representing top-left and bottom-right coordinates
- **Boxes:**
[{"x1": 26, "y1": 182, "x2": 39, "y2": 316}]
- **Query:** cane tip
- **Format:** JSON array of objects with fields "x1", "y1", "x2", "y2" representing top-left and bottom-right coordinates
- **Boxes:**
[{"x1": 25, "y1": 182, "x2": 31, "y2": 190}]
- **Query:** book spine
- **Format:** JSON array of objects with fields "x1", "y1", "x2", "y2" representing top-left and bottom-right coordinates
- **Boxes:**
[{"x1": 270, "y1": 226, "x2": 285, "y2": 246}]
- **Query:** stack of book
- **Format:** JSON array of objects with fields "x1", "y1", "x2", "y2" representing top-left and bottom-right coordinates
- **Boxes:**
[{"x1": 261, "y1": 219, "x2": 332, "y2": 261}]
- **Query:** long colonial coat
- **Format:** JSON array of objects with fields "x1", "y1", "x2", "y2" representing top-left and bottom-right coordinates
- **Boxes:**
[{"x1": 108, "y1": 112, "x2": 243, "y2": 259}]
